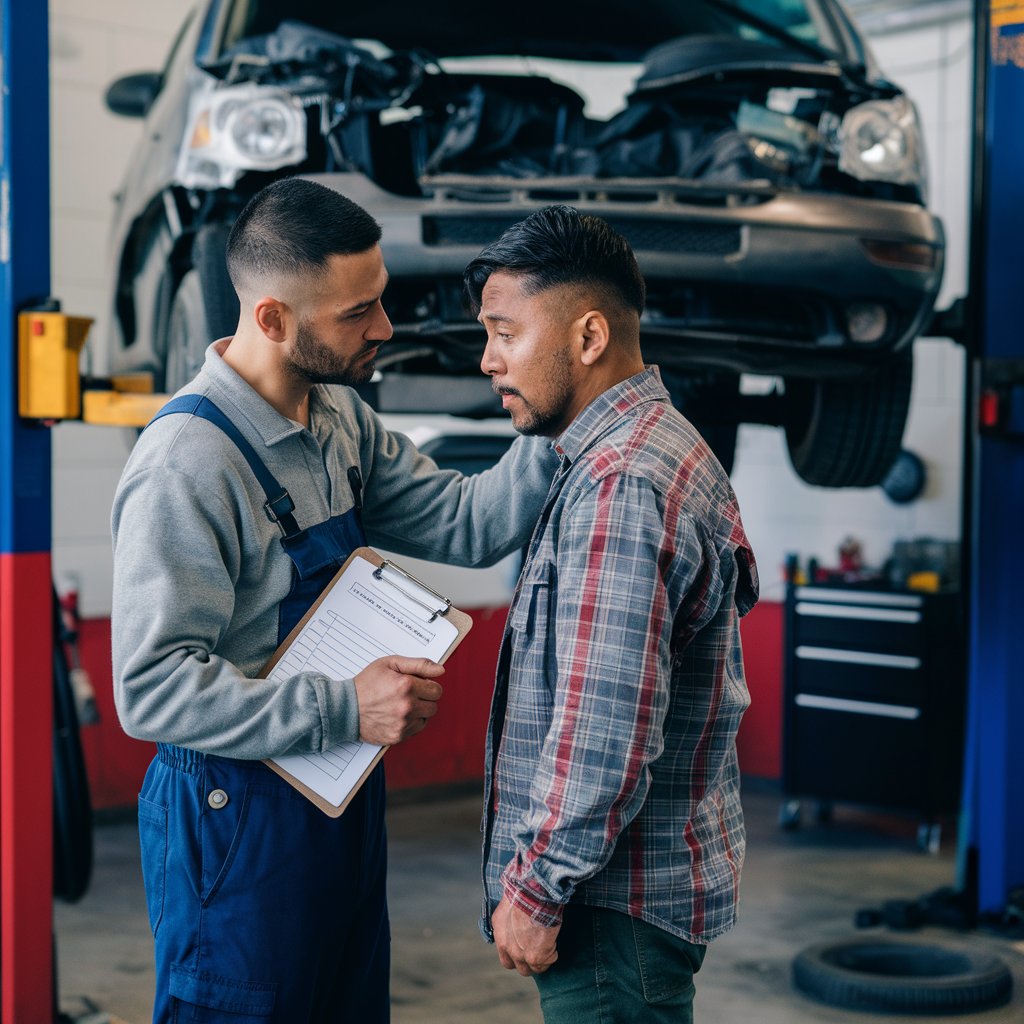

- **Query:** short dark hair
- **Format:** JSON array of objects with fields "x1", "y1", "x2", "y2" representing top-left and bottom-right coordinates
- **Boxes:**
[
  {"x1": 463, "y1": 205, "x2": 645, "y2": 316},
  {"x1": 226, "y1": 177, "x2": 381, "y2": 290}
]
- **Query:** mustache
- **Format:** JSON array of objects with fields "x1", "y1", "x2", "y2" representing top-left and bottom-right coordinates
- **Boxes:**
[{"x1": 492, "y1": 384, "x2": 521, "y2": 397}]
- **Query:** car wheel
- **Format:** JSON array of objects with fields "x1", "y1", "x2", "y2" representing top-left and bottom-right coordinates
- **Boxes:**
[
  {"x1": 164, "y1": 224, "x2": 239, "y2": 394},
  {"x1": 792, "y1": 938, "x2": 1013, "y2": 1014},
  {"x1": 784, "y1": 354, "x2": 913, "y2": 488}
]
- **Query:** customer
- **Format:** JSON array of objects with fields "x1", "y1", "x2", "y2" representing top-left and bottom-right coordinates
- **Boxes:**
[
  {"x1": 465, "y1": 205, "x2": 759, "y2": 1023},
  {"x1": 111, "y1": 177, "x2": 557, "y2": 1024}
]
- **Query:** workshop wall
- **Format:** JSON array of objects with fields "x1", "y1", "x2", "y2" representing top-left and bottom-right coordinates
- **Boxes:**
[
  {"x1": 729, "y1": 16, "x2": 972, "y2": 602},
  {"x1": 45, "y1": 2, "x2": 974, "y2": 803},
  {"x1": 727, "y1": 15, "x2": 973, "y2": 778},
  {"x1": 48, "y1": 3, "x2": 974, "y2": 616},
  {"x1": 49, "y1": 0, "x2": 195, "y2": 617}
]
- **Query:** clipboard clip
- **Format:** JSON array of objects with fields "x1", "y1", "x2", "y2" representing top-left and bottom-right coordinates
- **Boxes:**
[{"x1": 373, "y1": 560, "x2": 452, "y2": 623}]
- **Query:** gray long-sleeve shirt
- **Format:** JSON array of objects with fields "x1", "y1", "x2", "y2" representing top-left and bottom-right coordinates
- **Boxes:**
[{"x1": 111, "y1": 343, "x2": 556, "y2": 760}]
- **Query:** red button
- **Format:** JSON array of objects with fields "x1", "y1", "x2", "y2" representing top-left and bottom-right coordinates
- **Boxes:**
[{"x1": 980, "y1": 390, "x2": 1000, "y2": 429}]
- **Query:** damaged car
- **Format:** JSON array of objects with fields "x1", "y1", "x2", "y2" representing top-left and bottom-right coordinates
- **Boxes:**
[{"x1": 103, "y1": 0, "x2": 943, "y2": 487}]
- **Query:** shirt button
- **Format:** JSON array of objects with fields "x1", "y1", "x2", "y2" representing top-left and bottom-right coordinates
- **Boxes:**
[{"x1": 207, "y1": 789, "x2": 229, "y2": 810}]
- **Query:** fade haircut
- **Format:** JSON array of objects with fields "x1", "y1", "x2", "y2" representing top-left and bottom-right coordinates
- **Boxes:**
[
  {"x1": 226, "y1": 178, "x2": 381, "y2": 292},
  {"x1": 463, "y1": 205, "x2": 645, "y2": 317}
]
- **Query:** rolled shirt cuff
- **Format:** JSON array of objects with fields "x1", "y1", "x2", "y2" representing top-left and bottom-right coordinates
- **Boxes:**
[{"x1": 501, "y1": 863, "x2": 565, "y2": 928}]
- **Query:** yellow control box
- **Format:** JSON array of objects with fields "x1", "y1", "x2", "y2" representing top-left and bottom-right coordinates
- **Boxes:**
[{"x1": 18, "y1": 311, "x2": 93, "y2": 419}]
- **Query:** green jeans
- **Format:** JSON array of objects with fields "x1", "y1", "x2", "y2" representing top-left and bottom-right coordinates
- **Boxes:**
[{"x1": 534, "y1": 904, "x2": 707, "y2": 1024}]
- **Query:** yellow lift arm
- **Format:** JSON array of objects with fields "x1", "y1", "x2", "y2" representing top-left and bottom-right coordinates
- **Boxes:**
[{"x1": 17, "y1": 310, "x2": 171, "y2": 427}]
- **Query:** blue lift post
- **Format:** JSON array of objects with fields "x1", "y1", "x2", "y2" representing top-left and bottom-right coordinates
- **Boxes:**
[
  {"x1": 961, "y1": 0, "x2": 1024, "y2": 918},
  {"x1": 0, "y1": 0, "x2": 55, "y2": 1020}
]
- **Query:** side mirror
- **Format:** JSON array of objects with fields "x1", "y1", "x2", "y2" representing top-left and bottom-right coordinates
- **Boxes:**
[{"x1": 104, "y1": 71, "x2": 163, "y2": 118}]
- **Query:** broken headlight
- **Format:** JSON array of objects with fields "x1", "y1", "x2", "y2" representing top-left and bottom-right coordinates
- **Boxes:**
[
  {"x1": 838, "y1": 95, "x2": 927, "y2": 197},
  {"x1": 175, "y1": 80, "x2": 307, "y2": 190}
]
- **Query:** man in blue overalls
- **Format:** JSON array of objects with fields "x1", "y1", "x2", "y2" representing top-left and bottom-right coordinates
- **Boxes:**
[{"x1": 111, "y1": 177, "x2": 558, "y2": 1023}]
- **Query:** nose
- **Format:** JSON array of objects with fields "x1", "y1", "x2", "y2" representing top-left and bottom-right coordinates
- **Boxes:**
[
  {"x1": 480, "y1": 335, "x2": 503, "y2": 377},
  {"x1": 370, "y1": 302, "x2": 393, "y2": 343}
]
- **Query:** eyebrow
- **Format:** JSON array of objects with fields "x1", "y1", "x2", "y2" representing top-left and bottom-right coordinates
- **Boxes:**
[
  {"x1": 341, "y1": 275, "x2": 390, "y2": 314},
  {"x1": 478, "y1": 311, "x2": 515, "y2": 325}
]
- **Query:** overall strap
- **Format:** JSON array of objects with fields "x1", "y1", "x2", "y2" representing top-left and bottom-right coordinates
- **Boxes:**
[{"x1": 148, "y1": 394, "x2": 301, "y2": 537}]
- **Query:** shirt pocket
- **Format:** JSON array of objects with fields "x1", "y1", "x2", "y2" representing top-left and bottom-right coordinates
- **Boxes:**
[
  {"x1": 508, "y1": 559, "x2": 559, "y2": 705},
  {"x1": 509, "y1": 558, "x2": 555, "y2": 640}
]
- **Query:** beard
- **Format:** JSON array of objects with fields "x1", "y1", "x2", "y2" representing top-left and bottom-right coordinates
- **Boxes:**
[
  {"x1": 494, "y1": 346, "x2": 575, "y2": 437},
  {"x1": 286, "y1": 319, "x2": 378, "y2": 386}
]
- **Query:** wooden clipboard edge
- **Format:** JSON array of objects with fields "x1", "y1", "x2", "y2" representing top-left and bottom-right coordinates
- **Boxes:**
[{"x1": 259, "y1": 546, "x2": 473, "y2": 816}]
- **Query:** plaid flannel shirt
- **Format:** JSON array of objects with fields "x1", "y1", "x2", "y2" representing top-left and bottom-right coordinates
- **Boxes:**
[{"x1": 481, "y1": 367, "x2": 759, "y2": 945}]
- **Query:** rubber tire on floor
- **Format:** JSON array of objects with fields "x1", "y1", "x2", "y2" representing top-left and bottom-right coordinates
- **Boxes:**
[
  {"x1": 792, "y1": 938, "x2": 1013, "y2": 1015},
  {"x1": 784, "y1": 353, "x2": 913, "y2": 488}
]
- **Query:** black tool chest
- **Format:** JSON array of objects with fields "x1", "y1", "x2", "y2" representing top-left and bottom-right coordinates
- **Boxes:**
[{"x1": 780, "y1": 584, "x2": 965, "y2": 847}]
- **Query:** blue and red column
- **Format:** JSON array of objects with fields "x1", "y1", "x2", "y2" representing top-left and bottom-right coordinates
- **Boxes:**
[
  {"x1": 959, "y1": 0, "x2": 1024, "y2": 917},
  {"x1": 1, "y1": 0, "x2": 55, "y2": 1020}
]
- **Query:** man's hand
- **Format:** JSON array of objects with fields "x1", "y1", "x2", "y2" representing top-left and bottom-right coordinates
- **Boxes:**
[
  {"x1": 353, "y1": 656, "x2": 444, "y2": 745},
  {"x1": 492, "y1": 897, "x2": 560, "y2": 976}
]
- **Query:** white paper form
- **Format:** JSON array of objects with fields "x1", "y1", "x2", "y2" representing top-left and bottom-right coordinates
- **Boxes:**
[{"x1": 267, "y1": 555, "x2": 458, "y2": 808}]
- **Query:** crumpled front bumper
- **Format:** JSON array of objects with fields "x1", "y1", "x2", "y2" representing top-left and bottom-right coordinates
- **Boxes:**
[{"x1": 305, "y1": 171, "x2": 945, "y2": 376}]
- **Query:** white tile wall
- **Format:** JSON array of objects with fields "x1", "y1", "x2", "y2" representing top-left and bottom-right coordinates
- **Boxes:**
[
  {"x1": 49, "y1": 0, "x2": 194, "y2": 615},
  {"x1": 46, "y1": 5, "x2": 974, "y2": 617},
  {"x1": 730, "y1": 16, "x2": 973, "y2": 598}
]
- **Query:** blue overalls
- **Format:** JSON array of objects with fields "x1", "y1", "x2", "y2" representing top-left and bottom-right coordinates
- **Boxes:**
[{"x1": 135, "y1": 395, "x2": 390, "y2": 1023}]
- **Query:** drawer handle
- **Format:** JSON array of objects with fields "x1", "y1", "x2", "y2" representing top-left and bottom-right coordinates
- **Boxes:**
[
  {"x1": 795, "y1": 693, "x2": 921, "y2": 720},
  {"x1": 794, "y1": 587, "x2": 922, "y2": 609},
  {"x1": 796, "y1": 646, "x2": 921, "y2": 670},
  {"x1": 796, "y1": 602, "x2": 922, "y2": 624}
]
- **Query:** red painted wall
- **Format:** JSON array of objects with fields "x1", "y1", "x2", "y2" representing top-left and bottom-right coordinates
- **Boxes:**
[
  {"x1": 75, "y1": 619, "x2": 152, "y2": 810},
  {"x1": 735, "y1": 600, "x2": 784, "y2": 781},
  {"x1": 77, "y1": 601, "x2": 784, "y2": 812}
]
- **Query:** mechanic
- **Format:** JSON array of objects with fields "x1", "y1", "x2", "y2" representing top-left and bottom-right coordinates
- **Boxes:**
[
  {"x1": 110, "y1": 177, "x2": 557, "y2": 1024},
  {"x1": 466, "y1": 205, "x2": 759, "y2": 1024}
]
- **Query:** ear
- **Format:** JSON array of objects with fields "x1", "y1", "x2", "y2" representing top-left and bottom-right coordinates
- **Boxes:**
[
  {"x1": 253, "y1": 296, "x2": 290, "y2": 343},
  {"x1": 577, "y1": 310, "x2": 610, "y2": 367}
]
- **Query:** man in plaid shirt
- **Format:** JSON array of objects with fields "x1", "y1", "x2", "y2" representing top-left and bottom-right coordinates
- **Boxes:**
[{"x1": 465, "y1": 206, "x2": 759, "y2": 1023}]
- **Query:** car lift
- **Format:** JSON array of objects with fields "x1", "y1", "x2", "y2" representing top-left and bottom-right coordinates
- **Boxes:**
[
  {"x1": 1, "y1": 5, "x2": 170, "y2": 1021},
  {"x1": 823, "y1": 0, "x2": 1024, "y2": 941},
  {"x1": 3, "y1": 2, "x2": 1024, "y2": 1021},
  {"x1": 959, "y1": 0, "x2": 1024, "y2": 924}
]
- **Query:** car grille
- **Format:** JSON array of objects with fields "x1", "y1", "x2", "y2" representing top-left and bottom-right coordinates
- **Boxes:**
[{"x1": 422, "y1": 215, "x2": 742, "y2": 256}]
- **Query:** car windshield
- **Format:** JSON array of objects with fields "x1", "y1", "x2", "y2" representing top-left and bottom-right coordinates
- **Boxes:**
[{"x1": 220, "y1": 0, "x2": 846, "y2": 64}]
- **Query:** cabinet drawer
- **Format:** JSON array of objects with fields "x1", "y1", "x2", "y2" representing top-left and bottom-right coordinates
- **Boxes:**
[
  {"x1": 794, "y1": 646, "x2": 923, "y2": 705},
  {"x1": 785, "y1": 706, "x2": 926, "y2": 811},
  {"x1": 793, "y1": 599, "x2": 924, "y2": 656}
]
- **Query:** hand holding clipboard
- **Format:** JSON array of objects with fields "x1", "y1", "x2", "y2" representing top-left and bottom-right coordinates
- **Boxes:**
[{"x1": 259, "y1": 547, "x2": 473, "y2": 815}]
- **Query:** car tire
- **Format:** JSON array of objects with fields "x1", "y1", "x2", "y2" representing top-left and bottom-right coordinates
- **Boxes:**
[
  {"x1": 53, "y1": 591, "x2": 93, "y2": 904},
  {"x1": 164, "y1": 224, "x2": 239, "y2": 394},
  {"x1": 784, "y1": 354, "x2": 913, "y2": 488},
  {"x1": 792, "y1": 938, "x2": 1013, "y2": 1014}
]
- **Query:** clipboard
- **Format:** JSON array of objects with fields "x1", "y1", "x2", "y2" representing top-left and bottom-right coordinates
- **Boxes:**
[{"x1": 259, "y1": 546, "x2": 472, "y2": 816}]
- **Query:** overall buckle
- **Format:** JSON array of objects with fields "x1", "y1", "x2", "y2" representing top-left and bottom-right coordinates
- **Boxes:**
[{"x1": 263, "y1": 490, "x2": 296, "y2": 534}]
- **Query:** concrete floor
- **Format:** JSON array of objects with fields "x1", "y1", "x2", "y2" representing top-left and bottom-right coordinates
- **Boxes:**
[{"x1": 55, "y1": 783, "x2": 1024, "y2": 1024}]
